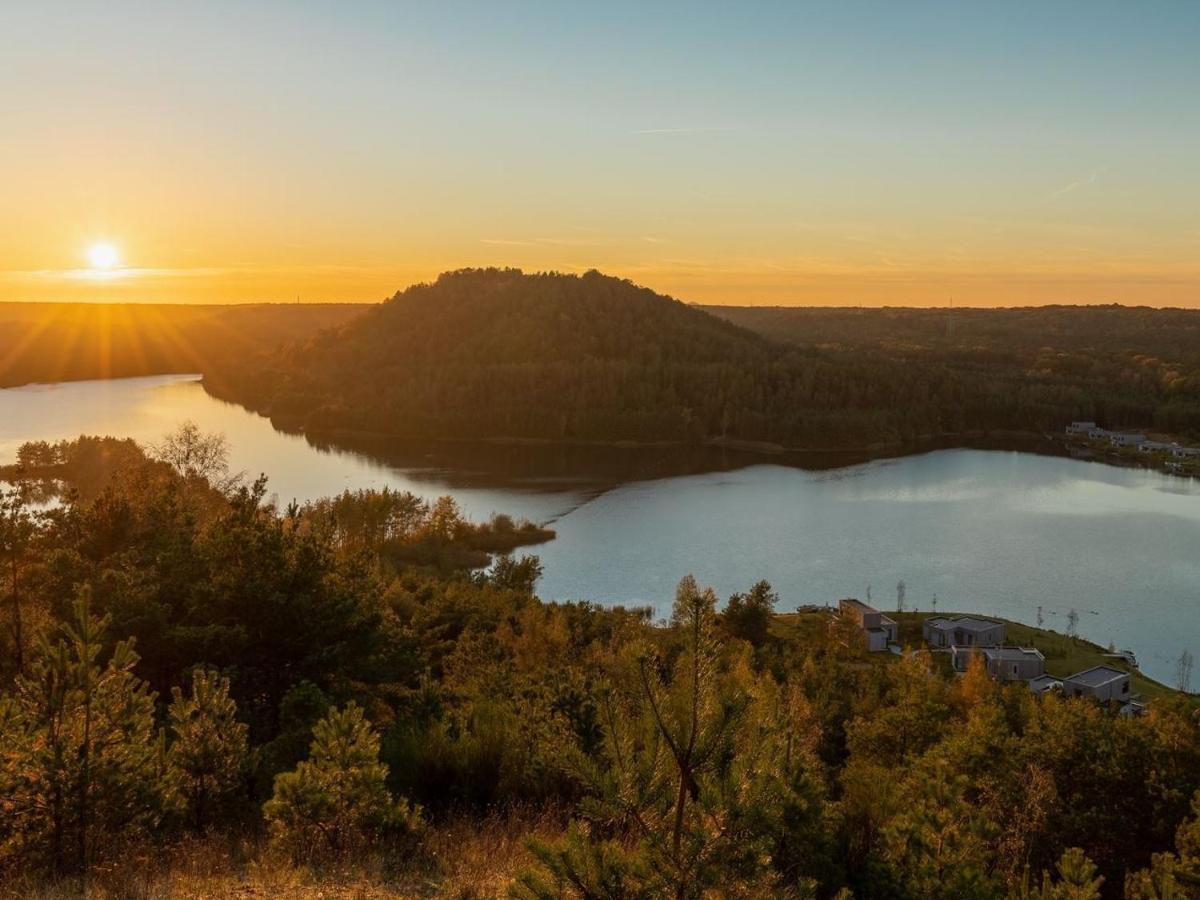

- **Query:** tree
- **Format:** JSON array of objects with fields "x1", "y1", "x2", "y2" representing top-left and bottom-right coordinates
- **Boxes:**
[
  {"x1": 0, "y1": 487, "x2": 37, "y2": 678},
  {"x1": 724, "y1": 580, "x2": 777, "y2": 647},
  {"x1": 166, "y1": 668, "x2": 248, "y2": 830},
  {"x1": 151, "y1": 421, "x2": 238, "y2": 491},
  {"x1": 1029, "y1": 847, "x2": 1104, "y2": 899},
  {"x1": 1125, "y1": 790, "x2": 1200, "y2": 898},
  {"x1": 0, "y1": 589, "x2": 161, "y2": 878},
  {"x1": 879, "y1": 761, "x2": 1001, "y2": 898},
  {"x1": 194, "y1": 477, "x2": 382, "y2": 739},
  {"x1": 518, "y1": 576, "x2": 778, "y2": 898},
  {"x1": 1176, "y1": 650, "x2": 1194, "y2": 694},
  {"x1": 489, "y1": 554, "x2": 544, "y2": 594},
  {"x1": 956, "y1": 650, "x2": 997, "y2": 710},
  {"x1": 424, "y1": 495, "x2": 466, "y2": 542},
  {"x1": 263, "y1": 703, "x2": 419, "y2": 862}
]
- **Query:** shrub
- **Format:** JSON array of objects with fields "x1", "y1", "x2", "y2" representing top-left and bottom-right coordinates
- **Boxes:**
[{"x1": 263, "y1": 703, "x2": 420, "y2": 863}]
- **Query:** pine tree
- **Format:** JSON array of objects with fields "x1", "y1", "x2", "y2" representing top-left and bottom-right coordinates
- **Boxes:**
[
  {"x1": 1125, "y1": 790, "x2": 1200, "y2": 898},
  {"x1": 0, "y1": 487, "x2": 37, "y2": 679},
  {"x1": 263, "y1": 703, "x2": 419, "y2": 862},
  {"x1": 0, "y1": 588, "x2": 161, "y2": 878},
  {"x1": 1032, "y1": 847, "x2": 1104, "y2": 899},
  {"x1": 516, "y1": 576, "x2": 780, "y2": 899},
  {"x1": 879, "y1": 760, "x2": 1001, "y2": 898},
  {"x1": 166, "y1": 668, "x2": 248, "y2": 830}
]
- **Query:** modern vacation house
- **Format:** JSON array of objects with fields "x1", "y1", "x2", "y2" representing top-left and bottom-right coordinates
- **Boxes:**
[
  {"x1": 837, "y1": 598, "x2": 898, "y2": 653},
  {"x1": 922, "y1": 616, "x2": 1006, "y2": 649},
  {"x1": 952, "y1": 645, "x2": 1046, "y2": 682},
  {"x1": 1062, "y1": 665, "x2": 1132, "y2": 703},
  {"x1": 1109, "y1": 432, "x2": 1147, "y2": 448}
]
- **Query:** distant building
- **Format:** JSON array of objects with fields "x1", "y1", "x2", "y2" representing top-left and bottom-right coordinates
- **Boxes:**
[
  {"x1": 1066, "y1": 421, "x2": 1097, "y2": 436},
  {"x1": 838, "y1": 598, "x2": 898, "y2": 653},
  {"x1": 1120, "y1": 699, "x2": 1149, "y2": 718},
  {"x1": 923, "y1": 616, "x2": 1006, "y2": 649},
  {"x1": 1028, "y1": 674, "x2": 1062, "y2": 695},
  {"x1": 1139, "y1": 440, "x2": 1175, "y2": 454},
  {"x1": 1062, "y1": 665, "x2": 1132, "y2": 703},
  {"x1": 952, "y1": 646, "x2": 1046, "y2": 682},
  {"x1": 1109, "y1": 433, "x2": 1147, "y2": 448},
  {"x1": 1172, "y1": 446, "x2": 1200, "y2": 458}
]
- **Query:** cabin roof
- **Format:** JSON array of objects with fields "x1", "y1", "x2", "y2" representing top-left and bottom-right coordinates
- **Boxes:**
[
  {"x1": 983, "y1": 646, "x2": 1044, "y2": 662},
  {"x1": 927, "y1": 615, "x2": 1002, "y2": 632},
  {"x1": 1066, "y1": 665, "x2": 1129, "y2": 687}
]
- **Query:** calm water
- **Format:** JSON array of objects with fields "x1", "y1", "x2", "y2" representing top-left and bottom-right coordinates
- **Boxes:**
[{"x1": 3, "y1": 374, "x2": 1199, "y2": 684}]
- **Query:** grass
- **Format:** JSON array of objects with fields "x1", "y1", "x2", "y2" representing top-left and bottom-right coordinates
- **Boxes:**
[
  {"x1": 1, "y1": 807, "x2": 565, "y2": 900},
  {"x1": 770, "y1": 607, "x2": 832, "y2": 645}
]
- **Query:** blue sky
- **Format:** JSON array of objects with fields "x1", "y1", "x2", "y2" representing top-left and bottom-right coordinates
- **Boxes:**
[{"x1": 3, "y1": 1, "x2": 1198, "y2": 304}]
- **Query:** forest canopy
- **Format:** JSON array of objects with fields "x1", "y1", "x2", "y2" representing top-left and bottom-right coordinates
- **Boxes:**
[{"x1": 2, "y1": 431, "x2": 1199, "y2": 897}]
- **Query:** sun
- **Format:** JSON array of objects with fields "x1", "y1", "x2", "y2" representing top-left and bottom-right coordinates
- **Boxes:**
[{"x1": 87, "y1": 241, "x2": 120, "y2": 269}]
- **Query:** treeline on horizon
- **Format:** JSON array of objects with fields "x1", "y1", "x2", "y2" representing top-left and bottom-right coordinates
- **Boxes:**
[
  {"x1": 712, "y1": 303, "x2": 1200, "y2": 438},
  {"x1": 0, "y1": 302, "x2": 361, "y2": 388},
  {"x1": 2, "y1": 430, "x2": 1200, "y2": 897},
  {"x1": 204, "y1": 269, "x2": 1200, "y2": 450}
]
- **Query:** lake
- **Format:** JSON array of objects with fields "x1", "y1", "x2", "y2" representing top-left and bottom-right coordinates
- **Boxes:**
[{"x1": 3, "y1": 373, "x2": 1199, "y2": 685}]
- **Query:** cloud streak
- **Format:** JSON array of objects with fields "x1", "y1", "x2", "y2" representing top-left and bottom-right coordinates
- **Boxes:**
[{"x1": 1046, "y1": 167, "x2": 1106, "y2": 201}]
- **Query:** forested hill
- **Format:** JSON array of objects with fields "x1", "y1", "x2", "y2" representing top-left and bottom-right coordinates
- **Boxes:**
[
  {"x1": 204, "y1": 268, "x2": 951, "y2": 449},
  {"x1": 205, "y1": 268, "x2": 1200, "y2": 450}
]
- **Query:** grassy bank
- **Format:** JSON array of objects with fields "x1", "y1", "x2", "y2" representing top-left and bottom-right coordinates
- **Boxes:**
[{"x1": 0, "y1": 808, "x2": 564, "y2": 900}]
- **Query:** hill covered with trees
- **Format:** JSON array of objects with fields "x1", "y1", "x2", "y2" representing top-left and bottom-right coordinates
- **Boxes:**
[
  {"x1": 206, "y1": 269, "x2": 1200, "y2": 453},
  {"x1": 207, "y1": 268, "x2": 981, "y2": 450},
  {"x1": 2, "y1": 430, "x2": 1199, "y2": 897}
]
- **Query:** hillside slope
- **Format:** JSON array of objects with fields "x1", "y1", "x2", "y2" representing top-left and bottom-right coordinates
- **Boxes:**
[{"x1": 205, "y1": 268, "x2": 929, "y2": 448}]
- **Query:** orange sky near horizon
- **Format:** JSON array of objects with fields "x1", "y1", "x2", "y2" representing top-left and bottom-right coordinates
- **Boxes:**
[{"x1": 3, "y1": 2, "x2": 1198, "y2": 309}]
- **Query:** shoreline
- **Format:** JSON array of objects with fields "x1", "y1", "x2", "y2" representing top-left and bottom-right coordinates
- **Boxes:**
[
  {"x1": 200, "y1": 376, "x2": 1068, "y2": 471},
  {"x1": 210, "y1": 375, "x2": 1196, "y2": 483},
  {"x1": 1063, "y1": 435, "x2": 1200, "y2": 479}
]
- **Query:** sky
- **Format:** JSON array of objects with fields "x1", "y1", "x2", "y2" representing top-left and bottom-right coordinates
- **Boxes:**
[{"x1": 2, "y1": 1, "x2": 1198, "y2": 307}]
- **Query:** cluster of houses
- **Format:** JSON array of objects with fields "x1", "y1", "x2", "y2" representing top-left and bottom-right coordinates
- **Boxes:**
[
  {"x1": 1066, "y1": 421, "x2": 1200, "y2": 460},
  {"x1": 837, "y1": 598, "x2": 1144, "y2": 715}
]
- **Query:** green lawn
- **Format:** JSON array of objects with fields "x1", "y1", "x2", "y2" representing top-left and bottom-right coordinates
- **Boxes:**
[{"x1": 771, "y1": 607, "x2": 832, "y2": 645}]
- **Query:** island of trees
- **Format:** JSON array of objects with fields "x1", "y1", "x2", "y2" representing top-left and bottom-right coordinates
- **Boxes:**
[{"x1": 2, "y1": 427, "x2": 1199, "y2": 898}]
